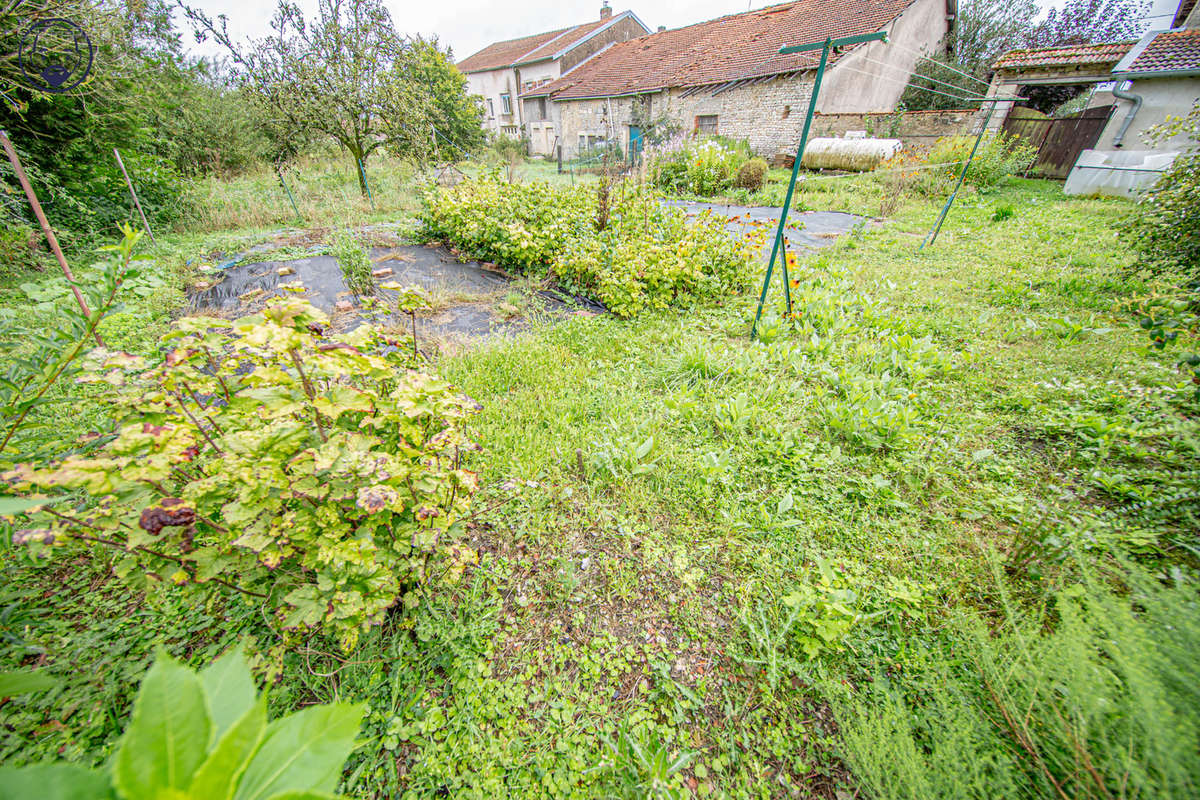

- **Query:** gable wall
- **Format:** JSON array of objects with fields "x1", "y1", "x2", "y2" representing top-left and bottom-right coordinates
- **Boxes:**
[{"x1": 560, "y1": 15, "x2": 650, "y2": 73}]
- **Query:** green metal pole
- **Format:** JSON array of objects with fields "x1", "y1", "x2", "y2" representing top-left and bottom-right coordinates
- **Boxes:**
[
  {"x1": 358, "y1": 157, "x2": 375, "y2": 210},
  {"x1": 751, "y1": 37, "x2": 832, "y2": 338},
  {"x1": 781, "y1": 234, "x2": 793, "y2": 318},
  {"x1": 920, "y1": 100, "x2": 997, "y2": 250},
  {"x1": 277, "y1": 166, "x2": 303, "y2": 225}
]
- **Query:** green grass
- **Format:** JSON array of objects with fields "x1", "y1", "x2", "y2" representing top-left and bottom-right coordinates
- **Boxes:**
[{"x1": 1, "y1": 167, "x2": 1197, "y2": 798}]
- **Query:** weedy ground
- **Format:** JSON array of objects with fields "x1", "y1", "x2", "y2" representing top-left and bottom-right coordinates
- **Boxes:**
[{"x1": 1, "y1": 162, "x2": 1195, "y2": 798}]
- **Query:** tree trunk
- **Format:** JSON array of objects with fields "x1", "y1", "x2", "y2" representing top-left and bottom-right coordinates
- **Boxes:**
[{"x1": 347, "y1": 142, "x2": 368, "y2": 197}]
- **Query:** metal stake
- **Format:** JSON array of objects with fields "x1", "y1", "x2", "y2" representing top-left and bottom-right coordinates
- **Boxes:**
[
  {"x1": 358, "y1": 158, "x2": 375, "y2": 210},
  {"x1": 113, "y1": 148, "x2": 156, "y2": 244},
  {"x1": 920, "y1": 100, "x2": 997, "y2": 250},
  {"x1": 1, "y1": 130, "x2": 102, "y2": 345},
  {"x1": 276, "y1": 165, "x2": 303, "y2": 225}
]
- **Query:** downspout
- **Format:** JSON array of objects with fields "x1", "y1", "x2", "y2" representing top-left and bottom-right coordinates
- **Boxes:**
[{"x1": 1111, "y1": 81, "x2": 1142, "y2": 148}]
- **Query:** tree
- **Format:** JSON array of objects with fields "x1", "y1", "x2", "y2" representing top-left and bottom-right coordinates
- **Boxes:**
[
  {"x1": 901, "y1": 0, "x2": 1151, "y2": 111},
  {"x1": 900, "y1": 0, "x2": 1037, "y2": 111},
  {"x1": 390, "y1": 36, "x2": 485, "y2": 163},
  {"x1": 181, "y1": 0, "x2": 482, "y2": 193},
  {"x1": 1026, "y1": 0, "x2": 1149, "y2": 50},
  {"x1": 951, "y1": 0, "x2": 1039, "y2": 77},
  {"x1": 1, "y1": 0, "x2": 197, "y2": 240}
]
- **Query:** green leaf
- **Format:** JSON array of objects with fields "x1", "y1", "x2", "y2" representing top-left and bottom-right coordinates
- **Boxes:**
[
  {"x1": 0, "y1": 763, "x2": 115, "y2": 800},
  {"x1": 0, "y1": 669, "x2": 60, "y2": 696},
  {"x1": 188, "y1": 697, "x2": 267, "y2": 800},
  {"x1": 634, "y1": 437, "x2": 653, "y2": 460},
  {"x1": 113, "y1": 651, "x2": 212, "y2": 800},
  {"x1": 199, "y1": 643, "x2": 257, "y2": 742},
  {"x1": 0, "y1": 496, "x2": 47, "y2": 517},
  {"x1": 233, "y1": 702, "x2": 364, "y2": 800},
  {"x1": 263, "y1": 794, "x2": 340, "y2": 800}
]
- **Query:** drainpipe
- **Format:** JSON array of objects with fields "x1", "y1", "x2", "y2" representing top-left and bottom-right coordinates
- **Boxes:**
[{"x1": 1111, "y1": 81, "x2": 1142, "y2": 148}]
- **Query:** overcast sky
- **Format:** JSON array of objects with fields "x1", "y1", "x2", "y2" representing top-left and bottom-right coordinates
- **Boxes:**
[{"x1": 175, "y1": 0, "x2": 1184, "y2": 63}]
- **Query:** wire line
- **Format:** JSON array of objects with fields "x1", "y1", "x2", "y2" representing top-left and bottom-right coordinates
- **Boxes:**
[
  {"x1": 885, "y1": 41, "x2": 995, "y2": 89},
  {"x1": 855, "y1": 52, "x2": 995, "y2": 99}
]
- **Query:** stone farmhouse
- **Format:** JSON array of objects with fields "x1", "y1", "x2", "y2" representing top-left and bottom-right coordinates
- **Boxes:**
[
  {"x1": 522, "y1": 0, "x2": 955, "y2": 160},
  {"x1": 455, "y1": 4, "x2": 651, "y2": 156}
]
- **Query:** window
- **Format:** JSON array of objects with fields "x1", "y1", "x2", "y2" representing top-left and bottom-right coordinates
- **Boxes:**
[
  {"x1": 500, "y1": 93, "x2": 512, "y2": 114},
  {"x1": 578, "y1": 134, "x2": 606, "y2": 152},
  {"x1": 695, "y1": 115, "x2": 718, "y2": 135},
  {"x1": 501, "y1": 125, "x2": 519, "y2": 136},
  {"x1": 487, "y1": 98, "x2": 495, "y2": 118}
]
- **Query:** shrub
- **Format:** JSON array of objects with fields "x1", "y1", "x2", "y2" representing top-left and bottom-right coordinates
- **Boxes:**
[
  {"x1": 329, "y1": 229, "x2": 375, "y2": 296},
  {"x1": 918, "y1": 132, "x2": 1037, "y2": 192},
  {"x1": 650, "y1": 138, "x2": 745, "y2": 196},
  {"x1": 830, "y1": 558, "x2": 1200, "y2": 799},
  {"x1": 0, "y1": 646, "x2": 363, "y2": 800},
  {"x1": 1123, "y1": 101, "x2": 1200, "y2": 284},
  {"x1": 5, "y1": 300, "x2": 482, "y2": 650},
  {"x1": 418, "y1": 176, "x2": 752, "y2": 317},
  {"x1": 0, "y1": 224, "x2": 43, "y2": 276},
  {"x1": 553, "y1": 191, "x2": 751, "y2": 317},
  {"x1": 735, "y1": 158, "x2": 769, "y2": 191}
]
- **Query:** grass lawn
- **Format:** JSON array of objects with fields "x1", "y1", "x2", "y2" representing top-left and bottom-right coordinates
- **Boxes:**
[{"x1": 1, "y1": 164, "x2": 1195, "y2": 798}]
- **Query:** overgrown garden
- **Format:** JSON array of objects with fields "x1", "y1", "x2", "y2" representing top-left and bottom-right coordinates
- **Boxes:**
[{"x1": 1, "y1": 0, "x2": 1199, "y2": 798}]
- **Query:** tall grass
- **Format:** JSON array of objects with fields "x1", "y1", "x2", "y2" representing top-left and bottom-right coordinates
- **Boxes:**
[
  {"x1": 179, "y1": 152, "x2": 421, "y2": 232},
  {"x1": 830, "y1": 556, "x2": 1200, "y2": 800}
]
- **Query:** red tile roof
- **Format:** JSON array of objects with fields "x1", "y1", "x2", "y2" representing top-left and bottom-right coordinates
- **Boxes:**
[
  {"x1": 529, "y1": 0, "x2": 917, "y2": 100},
  {"x1": 456, "y1": 16, "x2": 621, "y2": 73},
  {"x1": 992, "y1": 41, "x2": 1134, "y2": 71},
  {"x1": 1119, "y1": 29, "x2": 1200, "y2": 75}
]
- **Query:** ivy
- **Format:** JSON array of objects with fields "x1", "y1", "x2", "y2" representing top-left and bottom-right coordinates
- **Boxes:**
[{"x1": 4, "y1": 299, "x2": 482, "y2": 650}]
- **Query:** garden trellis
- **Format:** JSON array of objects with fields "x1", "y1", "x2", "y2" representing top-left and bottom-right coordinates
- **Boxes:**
[{"x1": 750, "y1": 35, "x2": 1018, "y2": 338}]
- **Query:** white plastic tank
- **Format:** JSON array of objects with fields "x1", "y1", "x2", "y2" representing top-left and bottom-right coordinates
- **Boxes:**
[
  {"x1": 800, "y1": 137, "x2": 904, "y2": 171},
  {"x1": 1064, "y1": 149, "x2": 1178, "y2": 198}
]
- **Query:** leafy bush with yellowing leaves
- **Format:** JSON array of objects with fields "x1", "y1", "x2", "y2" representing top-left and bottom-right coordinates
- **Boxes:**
[
  {"x1": 418, "y1": 175, "x2": 752, "y2": 317},
  {"x1": 4, "y1": 300, "x2": 481, "y2": 650}
]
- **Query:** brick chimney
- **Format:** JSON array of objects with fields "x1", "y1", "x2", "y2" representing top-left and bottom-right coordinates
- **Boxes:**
[{"x1": 600, "y1": 1, "x2": 612, "y2": 20}]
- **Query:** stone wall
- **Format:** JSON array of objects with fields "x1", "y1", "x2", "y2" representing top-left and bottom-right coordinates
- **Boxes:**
[
  {"x1": 809, "y1": 109, "x2": 975, "y2": 149},
  {"x1": 555, "y1": 77, "x2": 820, "y2": 158}
]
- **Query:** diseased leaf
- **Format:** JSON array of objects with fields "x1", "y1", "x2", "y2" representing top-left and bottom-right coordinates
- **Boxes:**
[
  {"x1": 0, "y1": 763, "x2": 115, "y2": 800},
  {"x1": 233, "y1": 702, "x2": 364, "y2": 800},
  {"x1": 113, "y1": 651, "x2": 212, "y2": 800},
  {"x1": 189, "y1": 697, "x2": 268, "y2": 800},
  {"x1": 199, "y1": 643, "x2": 257, "y2": 742}
]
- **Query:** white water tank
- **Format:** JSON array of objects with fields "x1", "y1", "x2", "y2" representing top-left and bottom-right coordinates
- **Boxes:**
[{"x1": 801, "y1": 137, "x2": 903, "y2": 171}]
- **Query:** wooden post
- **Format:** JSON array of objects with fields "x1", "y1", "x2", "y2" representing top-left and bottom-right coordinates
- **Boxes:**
[
  {"x1": 113, "y1": 148, "x2": 156, "y2": 244},
  {"x1": 1, "y1": 130, "x2": 102, "y2": 345}
]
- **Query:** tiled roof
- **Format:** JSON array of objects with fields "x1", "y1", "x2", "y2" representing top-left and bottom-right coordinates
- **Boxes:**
[
  {"x1": 456, "y1": 16, "x2": 620, "y2": 73},
  {"x1": 992, "y1": 41, "x2": 1134, "y2": 71},
  {"x1": 528, "y1": 0, "x2": 916, "y2": 100},
  {"x1": 1118, "y1": 29, "x2": 1200, "y2": 75}
]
